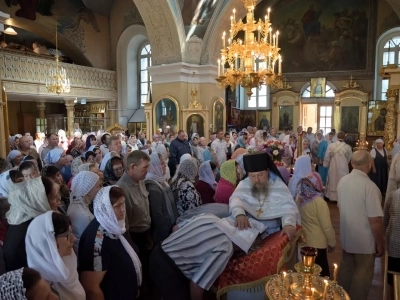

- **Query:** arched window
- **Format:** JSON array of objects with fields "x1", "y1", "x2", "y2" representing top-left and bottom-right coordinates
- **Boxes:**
[
  {"x1": 375, "y1": 27, "x2": 400, "y2": 100},
  {"x1": 139, "y1": 44, "x2": 152, "y2": 106}
]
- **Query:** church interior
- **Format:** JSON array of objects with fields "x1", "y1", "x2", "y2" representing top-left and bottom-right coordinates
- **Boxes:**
[{"x1": 0, "y1": 0, "x2": 399, "y2": 299}]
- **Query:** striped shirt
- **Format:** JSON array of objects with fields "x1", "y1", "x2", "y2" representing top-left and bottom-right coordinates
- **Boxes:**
[{"x1": 162, "y1": 214, "x2": 233, "y2": 290}]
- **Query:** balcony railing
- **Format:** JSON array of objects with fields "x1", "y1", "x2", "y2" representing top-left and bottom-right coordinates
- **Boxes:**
[{"x1": 0, "y1": 49, "x2": 116, "y2": 91}]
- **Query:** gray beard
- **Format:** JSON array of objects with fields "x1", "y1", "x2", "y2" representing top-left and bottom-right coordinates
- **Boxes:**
[{"x1": 251, "y1": 183, "x2": 269, "y2": 198}]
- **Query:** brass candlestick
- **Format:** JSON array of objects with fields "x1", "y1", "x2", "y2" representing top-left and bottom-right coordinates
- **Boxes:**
[{"x1": 265, "y1": 246, "x2": 350, "y2": 300}]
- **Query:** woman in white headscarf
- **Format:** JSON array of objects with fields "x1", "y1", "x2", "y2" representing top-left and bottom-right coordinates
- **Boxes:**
[
  {"x1": 7, "y1": 150, "x2": 23, "y2": 168},
  {"x1": 66, "y1": 171, "x2": 102, "y2": 254},
  {"x1": 171, "y1": 158, "x2": 202, "y2": 216},
  {"x1": 248, "y1": 130, "x2": 264, "y2": 150},
  {"x1": 44, "y1": 148, "x2": 67, "y2": 170},
  {"x1": 155, "y1": 144, "x2": 171, "y2": 180},
  {"x1": 26, "y1": 211, "x2": 86, "y2": 299},
  {"x1": 0, "y1": 170, "x2": 14, "y2": 198},
  {"x1": 145, "y1": 152, "x2": 179, "y2": 244},
  {"x1": 195, "y1": 161, "x2": 217, "y2": 204},
  {"x1": 288, "y1": 155, "x2": 312, "y2": 198},
  {"x1": 369, "y1": 138, "x2": 389, "y2": 196},
  {"x1": 0, "y1": 267, "x2": 59, "y2": 300},
  {"x1": 311, "y1": 131, "x2": 323, "y2": 167},
  {"x1": 3, "y1": 177, "x2": 53, "y2": 272},
  {"x1": 9, "y1": 135, "x2": 19, "y2": 151},
  {"x1": 79, "y1": 186, "x2": 141, "y2": 299}
]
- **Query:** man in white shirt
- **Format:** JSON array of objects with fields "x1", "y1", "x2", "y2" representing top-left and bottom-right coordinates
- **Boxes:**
[
  {"x1": 337, "y1": 150, "x2": 384, "y2": 300},
  {"x1": 211, "y1": 130, "x2": 227, "y2": 168},
  {"x1": 279, "y1": 128, "x2": 290, "y2": 142},
  {"x1": 306, "y1": 127, "x2": 315, "y2": 146}
]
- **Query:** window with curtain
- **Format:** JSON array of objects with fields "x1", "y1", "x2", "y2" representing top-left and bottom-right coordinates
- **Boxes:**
[{"x1": 139, "y1": 44, "x2": 152, "y2": 106}]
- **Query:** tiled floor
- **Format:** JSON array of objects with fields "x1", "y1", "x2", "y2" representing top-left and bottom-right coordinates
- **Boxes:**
[{"x1": 326, "y1": 201, "x2": 384, "y2": 300}]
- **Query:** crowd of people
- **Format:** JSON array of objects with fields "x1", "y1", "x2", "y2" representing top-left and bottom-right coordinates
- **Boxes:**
[{"x1": 0, "y1": 123, "x2": 396, "y2": 300}]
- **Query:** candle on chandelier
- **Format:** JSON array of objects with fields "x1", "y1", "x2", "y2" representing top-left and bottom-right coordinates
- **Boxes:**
[
  {"x1": 230, "y1": 15, "x2": 233, "y2": 25},
  {"x1": 311, "y1": 288, "x2": 315, "y2": 297},
  {"x1": 278, "y1": 55, "x2": 282, "y2": 74},
  {"x1": 267, "y1": 7, "x2": 271, "y2": 20},
  {"x1": 269, "y1": 27, "x2": 272, "y2": 44},
  {"x1": 222, "y1": 31, "x2": 226, "y2": 48},
  {"x1": 323, "y1": 279, "x2": 328, "y2": 299},
  {"x1": 217, "y1": 59, "x2": 221, "y2": 77},
  {"x1": 273, "y1": 34, "x2": 276, "y2": 46},
  {"x1": 234, "y1": 53, "x2": 238, "y2": 70},
  {"x1": 251, "y1": 51, "x2": 255, "y2": 71},
  {"x1": 333, "y1": 263, "x2": 338, "y2": 282},
  {"x1": 276, "y1": 31, "x2": 279, "y2": 48},
  {"x1": 233, "y1": 8, "x2": 236, "y2": 22}
]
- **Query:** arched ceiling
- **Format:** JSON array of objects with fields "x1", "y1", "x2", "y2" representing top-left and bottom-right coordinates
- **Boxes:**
[{"x1": 82, "y1": 0, "x2": 114, "y2": 16}]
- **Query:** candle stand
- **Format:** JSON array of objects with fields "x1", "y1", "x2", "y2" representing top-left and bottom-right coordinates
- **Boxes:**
[{"x1": 265, "y1": 246, "x2": 350, "y2": 300}]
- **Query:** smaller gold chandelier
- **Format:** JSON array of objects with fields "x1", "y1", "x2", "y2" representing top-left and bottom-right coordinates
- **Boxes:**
[
  {"x1": 46, "y1": 55, "x2": 70, "y2": 95},
  {"x1": 216, "y1": 0, "x2": 282, "y2": 98}
]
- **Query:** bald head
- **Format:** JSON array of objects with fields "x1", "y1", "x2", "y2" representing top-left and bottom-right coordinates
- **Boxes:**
[
  {"x1": 18, "y1": 136, "x2": 30, "y2": 150},
  {"x1": 351, "y1": 150, "x2": 371, "y2": 173}
]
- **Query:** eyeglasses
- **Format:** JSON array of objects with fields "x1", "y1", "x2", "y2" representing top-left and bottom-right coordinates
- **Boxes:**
[{"x1": 55, "y1": 229, "x2": 73, "y2": 241}]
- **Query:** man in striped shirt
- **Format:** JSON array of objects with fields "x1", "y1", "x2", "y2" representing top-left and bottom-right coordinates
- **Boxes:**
[{"x1": 150, "y1": 214, "x2": 236, "y2": 300}]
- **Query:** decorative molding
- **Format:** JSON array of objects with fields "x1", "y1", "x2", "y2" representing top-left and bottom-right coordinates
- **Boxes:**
[
  {"x1": 185, "y1": 35, "x2": 203, "y2": 65},
  {"x1": 123, "y1": 4, "x2": 145, "y2": 29},
  {"x1": 0, "y1": 52, "x2": 116, "y2": 92}
]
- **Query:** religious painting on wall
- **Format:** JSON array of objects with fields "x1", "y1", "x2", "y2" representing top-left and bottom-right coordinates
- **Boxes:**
[
  {"x1": 256, "y1": 0, "x2": 375, "y2": 75},
  {"x1": 257, "y1": 110, "x2": 271, "y2": 131},
  {"x1": 154, "y1": 97, "x2": 179, "y2": 134},
  {"x1": 231, "y1": 108, "x2": 240, "y2": 127},
  {"x1": 279, "y1": 106, "x2": 293, "y2": 130},
  {"x1": 367, "y1": 100, "x2": 388, "y2": 136},
  {"x1": 340, "y1": 106, "x2": 360, "y2": 133},
  {"x1": 187, "y1": 114, "x2": 205, "y2": 138},
  {"x1": 310, "y1": 78, "x2": 326, "y2": 97},
  {"x1": 178, "y1": 0, "x2": 218, "y2": 39},
  {"x1": 213, "y1": 99, "x2": 225, "y2": 132},
  {"x1": 239, "y1": 110, "x2": 256, "y2": 129}
]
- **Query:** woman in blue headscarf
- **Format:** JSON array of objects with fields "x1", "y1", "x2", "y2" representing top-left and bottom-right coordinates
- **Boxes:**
[{"x1": 234, "y1": 136, "x2": 246, "y2": 151}]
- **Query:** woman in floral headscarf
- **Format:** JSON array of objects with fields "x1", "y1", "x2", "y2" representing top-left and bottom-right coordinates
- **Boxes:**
[
  {"x1": 295, "y1": 172, "x2": 335, "y2": 277},
  {"x1": 171, "y1": 158, "x2": 202, "y2": 216}
]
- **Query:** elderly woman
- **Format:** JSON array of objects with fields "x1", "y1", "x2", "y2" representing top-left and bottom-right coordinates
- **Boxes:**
[
  {"x1": 7, "y1": 150, "x2": 23, "y2": 168},
  {"x1": 171, "y1": 158, "x2": 202, "y2": 216},
  {"x1": 26, "y1": 211, "x2": 86, "y2": 299},
  {"x1": 195, "y1": 161, "x2": 217, "y2": 204},
  {"x1": 156, "y1": 144, "x2": 171, "y2": 180},
  {"x1": 369, "y1": 138, "x2": 389, "y2": 196},
  {"x1": 79, "y1": 186, "x2": 141, "y2": 299},
  {"x1": 44, "y1": 148, "x2": 67, "y2": 170},
  {"x1": 3, "y1": 177, "x2": 53, "y2": 271},
  {"x1": 295, "y1": 172, "x2": 336, "y2": 277},
  {"x1": 0, "y1": 267, "x2": 59, "y2": 299},
  {"x1": 288, "y1": 155, "x2": 312, "y2": 198},
  {"x1": 19, "y1": 161, "x2": 40, "y2": 181},
  {"x1": 9, "y1": 135, "x2": 19, "y2": 151},
  {"x1": 215, "y1": 160, "x2": 244, "y2": 204},
  {"x1": 67, "y1": 171, "x2": 102, "y2": 254},
  {"x1": 145, "y1": 152, "x2": 179, "y2": 243},
  {"x1": 103, "y1": 157, "x2": 124, "y2": 186},
  {"x1": 42, "y1": 165, "x2": 70, "y2": 212}
]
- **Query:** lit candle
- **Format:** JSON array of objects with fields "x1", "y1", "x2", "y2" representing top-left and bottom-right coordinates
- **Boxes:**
[
  {"x1": 323, "y1": 279, "x2": 328, "y2": 299},
  {"x1": 258, "y1": 25, "x2": 261, "y2": 42},
  {"x1": 267, "y1": 7, "x2": 271, "y2": 20},
  {"x1": 311, "y1": 287, "x2": 315, "y2": 297},
  {"x1": 333, "y1": 263, "x2": 338, "y2": 282},
  {"x1": 282, "y1": 271, "x2": 287, "y2": 286},
  {"x1": 217, "y1": 59, "x2": 220, "y2": 77},
  {"x1": 228, "y1": 38, "x2": 231, "y2": 45},
  {"x1": 233, "y1": 8, "x2": 236, "y2": 22},
  {"x1": 230, "y1": 15, "x2": 233, "y2": 24},
  {"x1": 273, "y1": 34, "x2": 276, "y2": 46},
  {"x1": 235, "y1": 53, "x2": 238, "y2": 70},
  {"x1": 222, "y1": 31, "x2": 226, "y2": 48},
  {"x1": 278, "y1": 55, "x2": 282, "y2": 74},
  {"x1": 276, "y1": 31, "x2": 279, "y2": 48},
  {"x1": 251, "y1": 51, "x2": 255, "y2": 70},
  {"x1": 269, "y1": 27, "x2": 272, "y2": 44}
]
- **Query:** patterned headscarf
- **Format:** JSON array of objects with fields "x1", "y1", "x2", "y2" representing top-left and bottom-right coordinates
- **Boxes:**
[
  {"x1": 104, "y1": 157, "x2": 123, "y2": 183},
  {"x1": 71, "y1": 157, "x2": 83, "y2": 176},
  {"x1": 0, "y1": 268, "x2": 27, "y2": 299},
  {"x1": 71, "y1": 171, "x2": 99, "y2": 200},
  {"x1": 176, "y1": 158, "x2": 198, "y2": 182},
  {"x1": 220, "y1": 160, "x2": 237, "y2": 186},
  {"x1": 296, "y1": 172, "x2": 324, "y2": 207},
  {"x1": 288, "y1": 155, "x2": 312, "y2": 198},
  {"x1": 145, "y1": 152, "x2": 165, "y2": 183},
  {"x1": 94, "y1": 186, "x2": 142, "y2": 285}
]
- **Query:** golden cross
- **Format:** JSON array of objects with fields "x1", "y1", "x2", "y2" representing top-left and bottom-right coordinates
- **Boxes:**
[{"x1": 256, "y1": 207, "x2": 264, "y2": 218}]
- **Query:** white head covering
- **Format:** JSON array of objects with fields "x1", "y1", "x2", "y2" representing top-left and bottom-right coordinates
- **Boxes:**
[
  {"x1": 88, "y1": 145, "x2": 98, "y2": 152},
  {"x1": 0, "y1": 268, "x2": 27, "y2": 299},
  {"x1": 78, "y1": 163, "x2": 92, "y2": 172},
  {"x1": 375, "y1": 139, "x2": 384, "y2": 145},
  {"x1": 25, "y1": 211, "x2": 86, "y2": 300},
  {"x1": 199, "y1": 161, "x2": 216, "y2": 190},
  {"x1": 94, "y1": 186, "x2": 142, "y2": 285},
  {"x1": 44, "y1": 147, "x2": 64, "y2": 165},
  {"x1": 288, "y1": 155, "x2": 312, "y2": 197},
  {"x1": 6, "y1": 177, "x2": 51, "y2": 225},
  {"x1": 71, "y1": 157, "x2": 83, "y2": 176},
  {"x1": 155, "y1": 144, "x2": 168, "y2": 161},
  {"x1": 179, "y1": 153, "x2": 192, "y2": 164},
  {"x1": 7, "y1": 150, "x2": 21, "y2": 165},
  {"x1": 71, "y1": 171, "x2": 99, "y2": 199},
  {"x1": 0, "y1": 170, "x2": 14, "y2": 197},
  {"x1": 177, "y1": 158, "x2": 198, "y2": 182},
  {"x1": 255, "y1": 130, "x2": 264, "y2": 145},
  {"x1": 282, "y1": 134, "x2": 290, "y2": 145},
  {"x1": 145, "y1": 152, "x2": 165, "y2": 183}
]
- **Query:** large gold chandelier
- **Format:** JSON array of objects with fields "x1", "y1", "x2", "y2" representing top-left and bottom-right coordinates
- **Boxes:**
[
  {"x1": 45, "y1": 8, "x2": 70, "y2": 95},
  {"x1": 216, "y1": 0, "x2": 282, "y2": 97}
]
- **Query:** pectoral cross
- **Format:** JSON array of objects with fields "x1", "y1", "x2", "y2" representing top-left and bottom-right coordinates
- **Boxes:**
[{"x1": 256, "y1": 207, "x2": 264, "y2": 218}]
